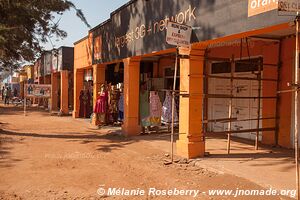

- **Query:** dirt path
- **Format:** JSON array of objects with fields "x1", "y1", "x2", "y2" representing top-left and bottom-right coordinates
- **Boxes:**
[{"x1": 0, "y1": 105, "x2": 293, "y2": 199}]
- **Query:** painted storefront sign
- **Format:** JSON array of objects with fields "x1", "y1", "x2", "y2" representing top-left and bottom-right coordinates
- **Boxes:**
[
  {"x1": 92, "y1": 0, "x2": 293, "y2": 64},
  {"x1": 248, "y1": 0, "x2": 278, "y2": 17},
  {"x1": 24, "y1": 84, "x2": 51, "y2": 98}
]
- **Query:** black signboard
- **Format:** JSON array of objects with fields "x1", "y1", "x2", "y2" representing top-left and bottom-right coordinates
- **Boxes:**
[
  {"x1": 61, "y1": 47, "x2": 74, "y2": 72},
  {"x1": 51, "y1": 47, "x2": 74, "y2": 72},
  {"x1": 91, "y1": 0, "x2": 293, "y2": 64}
]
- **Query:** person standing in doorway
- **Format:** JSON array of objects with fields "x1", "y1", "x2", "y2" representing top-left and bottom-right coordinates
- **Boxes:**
[
  {"x1": 79, "y1": 90, "x2": 84, "y2": 118},
  {"x1": 4, "y1": 87, "x2": 10, "y2": 105}
]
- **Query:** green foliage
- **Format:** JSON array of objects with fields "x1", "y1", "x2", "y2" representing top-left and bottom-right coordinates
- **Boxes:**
[{"x1": 0, "y1": 0, "x2": 90, "y2": 71}]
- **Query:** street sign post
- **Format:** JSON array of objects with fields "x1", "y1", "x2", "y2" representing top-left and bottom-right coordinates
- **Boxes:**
[
  {"x1": 278, "y1": 1, "x2": 300, "y2": 199},
  {"x1": 166, "y1": 22, "x2": 192, "y2": 163}
]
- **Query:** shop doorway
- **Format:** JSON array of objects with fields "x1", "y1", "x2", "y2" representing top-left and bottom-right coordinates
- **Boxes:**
[
  {"x1": 78, "y1": 68, "x2": 93, "y2": 119},
  {"x1": 139, "y1": 54, "x2": 180, "y2": 134}
]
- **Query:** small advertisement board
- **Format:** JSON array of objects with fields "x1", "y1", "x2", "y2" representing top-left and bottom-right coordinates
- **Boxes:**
[
  {"x1": 24, "y1": 84, "x2": 51, "y2": 98},
  {"x1": 166, "y1": 22, "x2": 192, "y2": 48}
]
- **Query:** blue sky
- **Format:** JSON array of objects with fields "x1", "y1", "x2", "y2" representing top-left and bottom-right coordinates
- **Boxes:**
[{"x1": 43, "y1": 0, "x2": 129, "y2": 50}]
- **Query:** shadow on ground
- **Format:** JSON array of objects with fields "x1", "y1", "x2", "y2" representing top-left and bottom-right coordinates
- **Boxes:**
[
  {"x1": 0, "y1": 136, "x2": 23, "y2": 168},
  {"x1": 0, "y1": 127, "x2": 178, "y2": 154},
  {"x1": 0, "y1": 104, "x2": 51, "y2": 116}
]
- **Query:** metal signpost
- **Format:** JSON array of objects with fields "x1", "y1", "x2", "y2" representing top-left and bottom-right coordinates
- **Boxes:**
[
  {"x1": 278, "y1": 0, "x2": 300, "y2": 199},
  {"x1": 166, "y1": 21, "x2": 192, "y2": 163}
]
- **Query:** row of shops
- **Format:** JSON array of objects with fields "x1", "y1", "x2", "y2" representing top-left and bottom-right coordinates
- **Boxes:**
[
  {"x1": 72, "y1": 0, "x2": 300, "y2": 159},
  {"x1": 4, "y1": 0, "x2": 297, "y2": 159},
  {"x1": 29, "y1": 47, "x2": 74, "y2": 114},
  {"x1": 2, "y1": 47, "x2": 75, "y2": 114}
]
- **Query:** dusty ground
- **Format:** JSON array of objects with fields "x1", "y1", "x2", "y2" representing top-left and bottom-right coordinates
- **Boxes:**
[{"x1": 0, "y1": 103, "x2": 294, "y2": 199}]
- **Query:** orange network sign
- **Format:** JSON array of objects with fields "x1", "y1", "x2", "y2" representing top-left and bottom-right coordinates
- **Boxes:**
[{"x1": 248, "y1": 0, "x2": 278, "y2": 17}]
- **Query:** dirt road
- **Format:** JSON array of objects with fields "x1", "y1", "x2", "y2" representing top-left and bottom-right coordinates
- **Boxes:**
[{"x1": 0, "y1": 105, "x2": 293, "y2": 199}]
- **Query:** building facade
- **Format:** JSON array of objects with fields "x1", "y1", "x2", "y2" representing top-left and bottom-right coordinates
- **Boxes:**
[
  {"x1": 33, "y1": 47, "x2": 74, "y2": 114},
  {"x1": 73, "y1": 0, "x2": 298, "y2": 158}
]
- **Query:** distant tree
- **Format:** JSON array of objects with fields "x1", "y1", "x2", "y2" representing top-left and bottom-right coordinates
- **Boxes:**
[{"x1": 0, "y1": 0, "x2": 91, "y2": 71}]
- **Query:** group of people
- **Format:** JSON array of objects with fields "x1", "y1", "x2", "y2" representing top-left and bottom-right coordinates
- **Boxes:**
[
  {"x1": 94, "y1": 83, "x2": 124, "y2": 126},
  {"x1": 1, "y1": 86, "x2": 18, "y2": 105}
]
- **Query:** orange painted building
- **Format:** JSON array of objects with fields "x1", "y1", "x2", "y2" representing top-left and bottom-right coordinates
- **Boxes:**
[
  {"x1": 73, "y1": 0, "x2": 299, "y2": 158},
  {"x1": 73, "y1": 34, "x2": 93, "y2": 118}
]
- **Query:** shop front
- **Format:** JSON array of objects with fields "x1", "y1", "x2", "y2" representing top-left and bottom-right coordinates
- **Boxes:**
[
  {"x1": 74, "y1": 0, "x2": 299, "y2": 159},
  {"x1": 50, "y1": 46, "x2": 74, "y2": 115},
  {"x1": 73, "y1": 34, "x2": 94, "y2": 119}
]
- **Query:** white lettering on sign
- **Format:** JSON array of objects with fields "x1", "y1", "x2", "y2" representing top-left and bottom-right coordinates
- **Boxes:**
[
  {"x1": 278, "y1": 0, "x2": 300, "y2": 12},
  {"x1": 166, "y1": 22, "x2": 192, "y2": 48},
  {"x1": 248, "y1": 0, "x2": 278, "y2": 17},
  {"x1": 114, "y1": 5, "x2": 196, "y2": 48}
]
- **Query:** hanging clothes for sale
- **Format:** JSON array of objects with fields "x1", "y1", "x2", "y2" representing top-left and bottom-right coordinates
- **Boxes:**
[
  {"x1": 85, "y1": 90, "x2": 92, "y2": 118},
  {"x1": 94, "y1": 85, "x2": 108, "y2": 125},
  {"x1": 149, "y1": 91, "x2": 162, "y2": 126},
  {"x1": 139, "y1": 89, "x2": 150, "y2": 127},
  {"x1": 79, "y1": 90, "x2": 91, "y2": 118},
  {"x1": 94, "y1": 91, "x2": 108, "y2": 114},
  {"x1": 118, "y1": 92, "x2": 124, "y2": 121},
  {"x1": 108, "y1": 85, "x2": 120, "y2": 123},
  {"x1": 161, "y1": 91, "x2": 178, "y2": 124},
  {"x1": 175, "y1": 95, "x2": 180, "y2": 117},
  {"x1": 79, "y1": 90, "x2": 84, "y2": 118}
]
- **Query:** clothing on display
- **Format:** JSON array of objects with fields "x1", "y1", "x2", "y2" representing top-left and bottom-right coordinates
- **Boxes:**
[
  {"x1": 149, "y1": 91, "x2": 162, "y2": 126},
  {"x1": 94, "y1": 89, "x2": 108, "y2": 125},
  {"x1": 108, "y1": 86, "x2": 120, "y2": 123},
  {"x1": 175, "y1": 95, "x2": 179, "y2": 117},
  {"x1": 93, "y1": 83, "x2": 124, "y2": 126},
  {"x1": 139, "y1": 90, "x2": 150, "y2": 127},
  {"x1": 79, "y1": 91, "x2": 84, "y2": 118},
  {"x1": 85, "y1": 90, "x2": 92, "y2": 118},
  {"x1": 161, "y1": 91, "x2": 178, "y2": 124},
  {"x1": 79, "y1": 90, "x2": 92, "y2": 118},
  {"x1": 118, "y1": 93, "x2": 124, "y2": 121},
  {"x1": 94, "y1": 91, "x2": 108, "y2": 114}
]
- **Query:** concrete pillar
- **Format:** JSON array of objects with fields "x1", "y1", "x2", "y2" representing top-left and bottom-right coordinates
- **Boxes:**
[
  {"x1": 176, "y1": 47, "x2": 206, "y2": 159},
  {"x1": 122, "y1": 57, "x2": 141, "y2": 136},
  {"x1": 73, "y1": 69, "x2": 84, "y2": 118},
  {"x1": 60, "y1": 70, "x2": 69, "y2": 115},
  {"x1": 51, "y1": 73, "x2": 59, "y2": 111}
]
